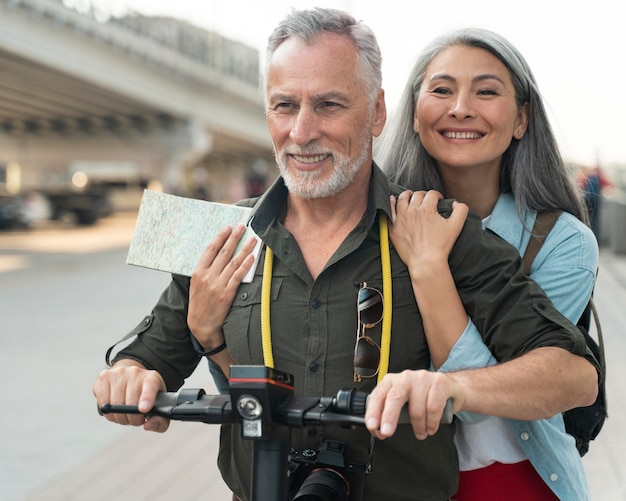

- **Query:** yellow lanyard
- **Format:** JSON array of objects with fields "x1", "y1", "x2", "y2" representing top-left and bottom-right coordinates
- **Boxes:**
[{"x1": 261, "y1": 212, "x2": 392, "y2": 384}]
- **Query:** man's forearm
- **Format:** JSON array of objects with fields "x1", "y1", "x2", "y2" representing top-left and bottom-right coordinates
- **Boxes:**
[{"x1": 451, "y1": 347, "x2": 598, "y2": 420}]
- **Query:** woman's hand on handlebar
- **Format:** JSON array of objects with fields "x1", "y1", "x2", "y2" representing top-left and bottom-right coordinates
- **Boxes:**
[
  {"x1": 365, "y1": 369, "x2": 462, "y2": 440},
  {"x1": 92, "y1": 359, "x2": 170, "y2": 433}
]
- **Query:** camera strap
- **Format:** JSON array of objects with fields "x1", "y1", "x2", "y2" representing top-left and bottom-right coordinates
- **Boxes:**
[{"x1": 260, "y1": 212, "x2": 393, "y2": 385}]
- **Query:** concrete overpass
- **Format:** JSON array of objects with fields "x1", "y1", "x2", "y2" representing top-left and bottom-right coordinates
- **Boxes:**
[{"x1": 0, "y1": 0, "x2": 274, "y2": 204}]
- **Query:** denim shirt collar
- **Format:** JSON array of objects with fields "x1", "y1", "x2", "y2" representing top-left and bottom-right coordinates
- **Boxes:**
[{"x1": 484, "y1": 193, "x2": 537, "y2": 252}]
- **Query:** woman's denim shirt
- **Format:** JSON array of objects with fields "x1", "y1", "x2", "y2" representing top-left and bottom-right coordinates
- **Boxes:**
[{"x1": 440, "y1": 192, "x2": 599, "y2": 500}]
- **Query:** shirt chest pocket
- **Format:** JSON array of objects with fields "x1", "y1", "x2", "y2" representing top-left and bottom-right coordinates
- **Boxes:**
[
  {"x1": 352, "y1": 275, "x2": 429, "y2": 374},
  {"x1": 224, "y1": 278, "x2": 284, "y2": 364}
]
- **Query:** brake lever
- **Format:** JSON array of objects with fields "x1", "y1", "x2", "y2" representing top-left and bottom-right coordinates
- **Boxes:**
[{"x1": 99, "y1": 389, "x2": 234, "y2": 424}]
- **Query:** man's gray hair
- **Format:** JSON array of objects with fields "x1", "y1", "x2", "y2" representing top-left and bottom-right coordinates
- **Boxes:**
[{"x1": 265, "y1": 7, "x2": 383, "y2": 107}]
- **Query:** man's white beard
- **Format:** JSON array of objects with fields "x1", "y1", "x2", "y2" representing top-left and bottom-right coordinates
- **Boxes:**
[{"x1": 277, "y1": 134, "x2": 371, "y2": 199}]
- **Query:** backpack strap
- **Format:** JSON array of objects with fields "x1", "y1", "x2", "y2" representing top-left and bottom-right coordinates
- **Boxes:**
[
  {"x1": 522, "y1": 211, "x2": 562, "y2": 274},
  {"x1": 523, "y1": 210, "x2": 606, "y2": 400},
  {"x1": 590, "y1": 297, "x2": 606, "y2": 384}
]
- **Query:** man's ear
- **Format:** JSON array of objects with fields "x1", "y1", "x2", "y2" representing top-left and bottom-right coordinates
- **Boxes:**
[{"x1": 372, "y1": 89, "x2": 387, "y2": 137}]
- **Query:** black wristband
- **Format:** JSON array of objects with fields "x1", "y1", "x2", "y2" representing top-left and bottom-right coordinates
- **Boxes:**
[{"x1": 190, "y1": 335, "x2": 227, "y2": 357}]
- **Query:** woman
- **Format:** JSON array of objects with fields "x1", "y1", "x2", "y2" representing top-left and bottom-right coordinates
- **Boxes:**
[{"x1": 375, "y1": 28, "x2": 598, "y2": 500}]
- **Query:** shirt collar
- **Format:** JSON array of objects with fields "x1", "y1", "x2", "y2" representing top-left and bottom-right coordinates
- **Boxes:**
[
  {"x1": 250, "y1": 161, "x2": 394, "y2": 236},
  {"x1": 484, "y1": 192, "x2": 536, "y2": 249},
  {"x1": 368, "y1": 160, "x2": 395, "y2": 223}
]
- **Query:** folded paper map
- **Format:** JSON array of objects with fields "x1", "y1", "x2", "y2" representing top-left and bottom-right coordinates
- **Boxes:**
[{"x1": 126, "y1": 190, "x2": 261, "y2": 282}]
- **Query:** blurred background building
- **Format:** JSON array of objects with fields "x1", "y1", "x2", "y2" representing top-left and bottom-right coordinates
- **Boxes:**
[
  {"x1": 0, "y1": 0, "x2": 275, "y2": 227},
  {"x1": 1, "y1": 0, "x2": 625, "y2": 243}
]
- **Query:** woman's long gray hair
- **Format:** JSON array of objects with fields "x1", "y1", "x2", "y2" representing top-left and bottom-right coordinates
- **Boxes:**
[
  {"x1": 375, "y1": 27, "x2": 587, "y2": 222},
  {"x1": 265, "y1": 7, "x2": 383, "y2": 109}
]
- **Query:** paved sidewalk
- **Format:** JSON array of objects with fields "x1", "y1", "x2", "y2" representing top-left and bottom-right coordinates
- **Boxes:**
[
  {"x1": 22, "y1": 249, "x2": 626, "y2": 501},
  {"x1": 24, "y1": 375, "x2": 233, "y2": 501},
  {"x1": 5, "y1": 214, "x2": 626, "y2": 500},
  {"x1": 579, "y1": 249, "x2": 626, "y2": 500}
]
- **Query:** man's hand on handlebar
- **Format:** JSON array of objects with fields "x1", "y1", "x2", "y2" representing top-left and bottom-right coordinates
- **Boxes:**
[
  {"x1": 365, "y1": 369, "x2": 462, "y2": 441},
  {"x1": 93, "y1": 359, "x2": 170, "y2": 432}
]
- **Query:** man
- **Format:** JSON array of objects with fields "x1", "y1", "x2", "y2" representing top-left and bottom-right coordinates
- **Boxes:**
[{"x1": 94, "y1": 8, "x2": 597, "y2": 501}]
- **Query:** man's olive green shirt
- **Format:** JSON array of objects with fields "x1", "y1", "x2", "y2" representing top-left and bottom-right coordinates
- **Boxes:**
[{"x1": 114, "y1": 163, "x2": 589, "y2": 501}]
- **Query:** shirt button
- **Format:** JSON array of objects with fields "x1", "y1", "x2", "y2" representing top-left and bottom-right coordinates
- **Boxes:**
[
  {"x1": 240, "y1": 292, "x2": 249, "y2": 301},
  {"x1": 537, "y1": 302, "x2": 546, "y2": 310},
  {"x1": 307, "y1": 428, "x2": 317, "y2": 437},
  {"x1": 142, "y1": 316, "x2": 151, "y2": 326},
  {"x1": 311, "y1": 299, "x2": 321, "y2": 309},
  {"x1": 549, "y1": 473, "x2": 559, "y2": 482},
  {"x1": 520, "y1": 432, "x2": 530, "y2": 441},
  {"x1": 309, "y1": 362, "x2": 319, "y2": 372}
]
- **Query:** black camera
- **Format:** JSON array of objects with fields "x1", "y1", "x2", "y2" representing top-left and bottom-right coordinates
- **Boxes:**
[{"x1": 289, "y1": 439, "x2": 366, "y2": 501}]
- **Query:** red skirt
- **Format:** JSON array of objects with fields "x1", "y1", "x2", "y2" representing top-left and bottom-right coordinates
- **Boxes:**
[{"x1": 454, "y1": 460, "x2": 558, "y2": 501}]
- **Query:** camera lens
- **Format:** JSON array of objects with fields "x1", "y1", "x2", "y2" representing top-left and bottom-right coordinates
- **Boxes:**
[{"x1": 292, "y1": 467, "x2": 350, "y2": 501}]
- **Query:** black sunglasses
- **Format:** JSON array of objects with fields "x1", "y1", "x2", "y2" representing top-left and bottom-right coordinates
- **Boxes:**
[{"x1": 353, "y1": 282, "x2": 383, "y2": 382}]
